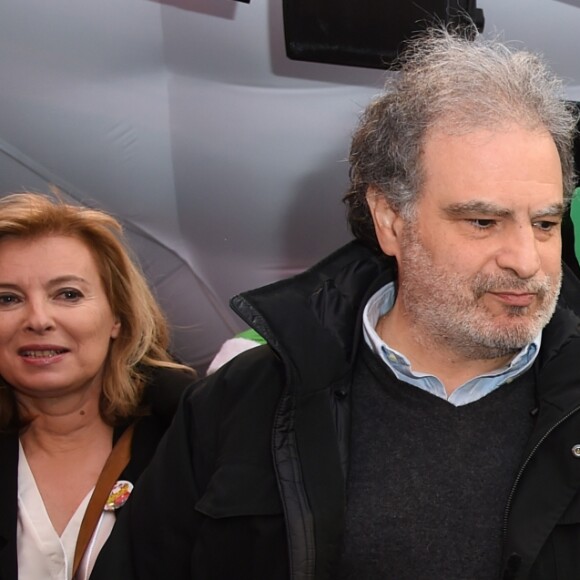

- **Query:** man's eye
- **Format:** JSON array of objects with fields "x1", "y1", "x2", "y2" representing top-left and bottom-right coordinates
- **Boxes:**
[
  {"x1": 534, "y1": 220, "x2": 558, "y2": 232},
  {"x1": 468, "y1": 218, "x2": 496, "y2": 229}
]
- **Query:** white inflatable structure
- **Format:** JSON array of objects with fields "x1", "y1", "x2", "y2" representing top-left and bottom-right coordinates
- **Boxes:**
[{"x1": 1, "y1": 0, "x2": 579, "y2": 369}]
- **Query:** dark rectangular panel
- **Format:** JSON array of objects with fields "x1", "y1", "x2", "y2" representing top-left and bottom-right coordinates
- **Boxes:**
[{"x1": 283, "y1": 0, "x2": 484, "y2": 69}]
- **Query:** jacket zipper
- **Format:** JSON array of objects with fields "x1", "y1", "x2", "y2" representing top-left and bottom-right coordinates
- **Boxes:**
[{"x1": 502, "y1": 403, "x2": 580, "y2": 537}]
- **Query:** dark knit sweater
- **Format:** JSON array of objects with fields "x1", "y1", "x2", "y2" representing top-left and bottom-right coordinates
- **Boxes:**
[{"x1": 337, "y1": 346, "x2": 537, "y2": 580}]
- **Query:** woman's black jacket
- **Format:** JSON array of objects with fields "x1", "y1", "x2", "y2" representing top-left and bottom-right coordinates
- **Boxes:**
[{"x1": 0, "y1": 366, "x2": 193, "y2": 580}]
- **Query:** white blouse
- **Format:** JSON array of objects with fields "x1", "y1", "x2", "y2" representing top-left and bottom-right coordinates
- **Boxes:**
[{"x1": 16, "y1": 442, "x2": 116, "y2": 580}]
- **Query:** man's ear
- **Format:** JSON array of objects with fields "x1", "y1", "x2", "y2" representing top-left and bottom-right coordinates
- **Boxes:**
[{"x1": 366, "y1": 187, "x2": 403, "y2": 258}]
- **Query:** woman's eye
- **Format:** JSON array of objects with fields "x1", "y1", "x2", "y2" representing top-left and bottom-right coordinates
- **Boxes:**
[
  {"x1": 57, "y1": 289, "x2": 83, "y2": 301},
  {"x1": 0, "y1": 294, "x2": 21, "y2": 306}
]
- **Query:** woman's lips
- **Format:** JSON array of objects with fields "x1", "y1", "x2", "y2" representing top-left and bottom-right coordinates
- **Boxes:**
[{"x1": 17, "y1": 346, "x2": 70, "y2": 365}]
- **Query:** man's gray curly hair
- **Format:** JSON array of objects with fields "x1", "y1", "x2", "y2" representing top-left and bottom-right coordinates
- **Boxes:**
[{"x1": 344, "y1": 25, "x2": 578, "y2": 250}]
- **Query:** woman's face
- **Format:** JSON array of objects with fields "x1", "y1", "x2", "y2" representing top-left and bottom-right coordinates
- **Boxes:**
[{"x1": 0, "y1": 235, "x2": 120, "y2": 401}]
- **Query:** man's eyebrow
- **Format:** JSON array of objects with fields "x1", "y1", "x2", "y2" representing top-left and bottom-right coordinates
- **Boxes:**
[
  {"x1": 530, "y1": 203, "x2": 565, "y2": 219},
  {"x1": 443, "y1": 201, "x2": 513, "y2": 218},
  {"x1": 443, "y1": 201, "x2": 565, "y2": 220}
]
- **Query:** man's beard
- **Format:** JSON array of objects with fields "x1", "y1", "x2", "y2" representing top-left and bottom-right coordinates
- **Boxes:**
[{"x1": 397, "y1": 226, "x2": 562, "y2": 361}]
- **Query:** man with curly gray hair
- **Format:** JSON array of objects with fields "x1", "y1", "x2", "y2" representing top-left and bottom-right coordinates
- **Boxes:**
[{"x1": 92, "y1": 26, "x2": 580, "y2": 580}]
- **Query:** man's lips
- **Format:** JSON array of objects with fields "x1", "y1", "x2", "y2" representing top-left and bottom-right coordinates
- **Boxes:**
[{"x1": 489, "y1": 292, "x2": 536, "y2": 307}]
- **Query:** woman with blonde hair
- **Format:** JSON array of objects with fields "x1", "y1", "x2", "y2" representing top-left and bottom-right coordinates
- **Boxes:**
[{"x1": 0, "y1": 192, "x2": 196, "y2": 580}]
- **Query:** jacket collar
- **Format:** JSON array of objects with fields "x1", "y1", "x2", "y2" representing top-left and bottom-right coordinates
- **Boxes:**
[
  {"x1": 231, "y1": 241, "x2": 393, "y2": 395},
  {"x1": 232, "y1": 240, "x2": 580, "y2": 405},
  {"x1": 530, "y1": 300, "x2": 580, "y2": 428}
]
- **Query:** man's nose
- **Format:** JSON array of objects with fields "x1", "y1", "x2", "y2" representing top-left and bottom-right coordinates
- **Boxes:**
[{"x1": 495, "y1": 225, "x2": 542, "y2": 279}]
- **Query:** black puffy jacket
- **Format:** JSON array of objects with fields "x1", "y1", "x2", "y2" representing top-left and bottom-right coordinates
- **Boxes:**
[{"x1": 92, "y1": 241, "x2": 580, "y2": 580}]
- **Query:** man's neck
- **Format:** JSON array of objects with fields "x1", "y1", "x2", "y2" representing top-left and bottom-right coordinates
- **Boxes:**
[{"x1": 376, "y1": 307, "x2": 516, "y2": 396}]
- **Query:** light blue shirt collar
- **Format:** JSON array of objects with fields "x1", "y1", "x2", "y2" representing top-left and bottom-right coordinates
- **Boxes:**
[{"x1": 362, "y1": 282, "x2": 541, "y2": 406}]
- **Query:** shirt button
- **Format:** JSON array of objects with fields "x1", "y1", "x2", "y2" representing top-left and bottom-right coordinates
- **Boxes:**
[
  {"x1": 387, "y1": 353, "x2": 397, "y2": 362},
  {"x1": 571, "y1": 444, "x2": 580, "y2": 458}
]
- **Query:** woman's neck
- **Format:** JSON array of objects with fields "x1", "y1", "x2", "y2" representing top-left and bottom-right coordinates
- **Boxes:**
[
  {"x1": 18, "y1": 397, "x2": 114, "y2": 536},
  {"x1": 18, "y1": 388, "x2": 111, "y2": 456}
]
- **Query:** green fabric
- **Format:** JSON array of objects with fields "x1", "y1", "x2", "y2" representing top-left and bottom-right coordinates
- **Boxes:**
[
  {"x1": 572, "y1": 188, "x2": 580, "y2": 265},
  {"x1": 236, "y1": 328, "x2": 267, "y2": 345}
]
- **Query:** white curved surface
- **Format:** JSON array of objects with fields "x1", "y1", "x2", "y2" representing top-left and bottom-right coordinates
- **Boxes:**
[{"x1": 0, "y1": 0, "x2": 578, "y2": 368}]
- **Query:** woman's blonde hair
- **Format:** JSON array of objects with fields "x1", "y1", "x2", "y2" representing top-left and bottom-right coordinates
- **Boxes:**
[{"x1": 0, "y1": 192, "x2": 195, "y2": 429}]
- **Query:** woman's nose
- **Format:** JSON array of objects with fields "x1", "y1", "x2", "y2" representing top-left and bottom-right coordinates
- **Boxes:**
[{"x1": 23, "y1": 300, "x2": 55, "y2": 333}]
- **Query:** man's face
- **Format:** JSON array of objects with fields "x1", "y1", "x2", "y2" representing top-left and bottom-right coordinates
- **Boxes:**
[{"x1": 373, "y1": 125, "x2": 564, "y2": 360}]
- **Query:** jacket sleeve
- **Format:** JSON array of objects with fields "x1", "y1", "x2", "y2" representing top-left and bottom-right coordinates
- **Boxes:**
[
  {"x1": 90, "y1": 345, "x2": 289, "y2": 580},
  {"x1": 90, "y1": 376, "x2": 202, "y2": 579}
]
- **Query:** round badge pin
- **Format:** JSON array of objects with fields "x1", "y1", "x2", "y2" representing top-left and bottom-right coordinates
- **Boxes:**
[{"x1": 104, "y1": 480, "x2": 134, "y2": 511}]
